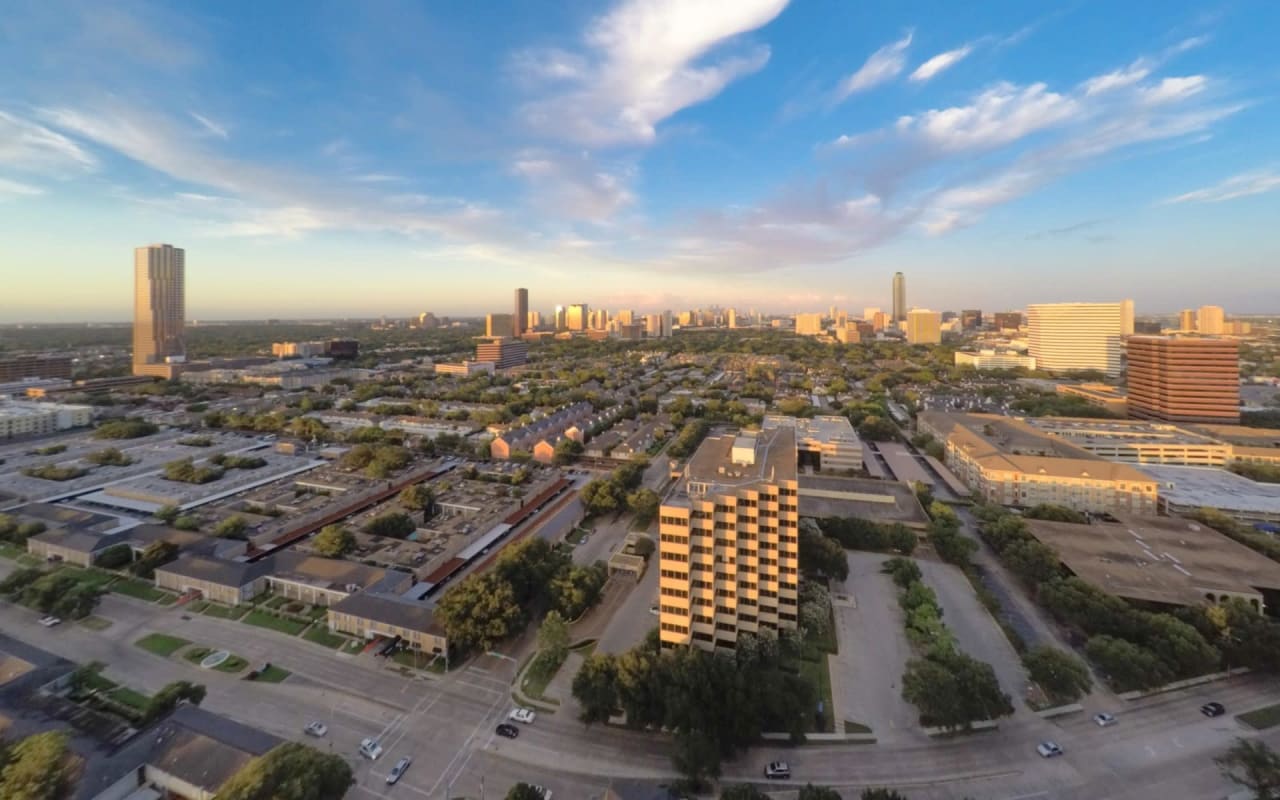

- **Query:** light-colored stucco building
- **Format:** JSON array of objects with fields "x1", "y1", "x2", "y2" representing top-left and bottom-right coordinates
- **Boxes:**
[{"x1": 1026, "y1": 300, "x2": 1134, "y2": 377}]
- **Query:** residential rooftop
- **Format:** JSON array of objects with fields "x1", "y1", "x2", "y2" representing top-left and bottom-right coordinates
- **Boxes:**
[{"x1": 668, "y1": 426, "x2": 797, "y2": 507}]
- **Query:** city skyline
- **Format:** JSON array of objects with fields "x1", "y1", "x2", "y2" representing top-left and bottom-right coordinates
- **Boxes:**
[{"x1": 3, "y1": 1, "x2": 1280, "y2": 322}]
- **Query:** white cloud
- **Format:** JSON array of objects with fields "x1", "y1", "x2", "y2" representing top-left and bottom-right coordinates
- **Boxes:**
[
  {"x1": 0, "y1": 111, "x2": 97, "y2": 174},
  {"x1": 0, "y1": 177, "x2": 43, "y2": 198},
  {"x1": 516, "y1": 0, "x2": 789, "y2": 146},
  {"x1": 894, "y1": 82, "x2": 1079, "y2": 152},
  {"x1": 1141, "y1": 75, "x2": 1206, "y2": 105},
  {"x1": 909, "y1": 44, "x2": 972, "y2": 83},
  {"x1": 189, "y1": 112, "x2": 228, "y2": 139},
  {"x1": 1082, "y1": 61, "x2": 1150, "y2": 95},
  {"x1": 1166, "y1": 169, "x2": 1280, "y2": 204},
  {"x1": 836, "y1": 31, "x2": 913, "y2": 99},
  {"x1": 511, "y1": 150, "x2": 635, "y2": 221}
]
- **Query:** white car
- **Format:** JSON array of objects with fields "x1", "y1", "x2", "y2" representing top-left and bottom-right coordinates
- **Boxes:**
[
  {"x1": 386, "y1": 756, "x2": 412, "y2": 785},
  {"x1": 304, "y1": 721, "x2": 328, "y2": 737},
  {"x1": 1037, "y1": 741, "x2": 1064, "y2": 758},
  {"x1": 38, "y1": 616, "x2": 61, "y2": 627},
  {"x1": 1093, "y1": 712, "x2": 1117, "y2": 727},
  {"x1": 764, "y1": 761, "x2": 791, "y2": 779},
  {"x1": 532, "y1": 786, "x2": 553, "y2": 800},
  {"x1": 359, "y1": 738, "x2": 383, "y2": 760},
  {"x1": 509, "y1": 707, "x2": 536, "y2": 724}
]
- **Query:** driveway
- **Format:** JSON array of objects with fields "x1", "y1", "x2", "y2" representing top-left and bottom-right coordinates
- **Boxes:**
[
  {"x1": 831, "y1": 551, "x2": 920, "y2": 743},
  {"x1": 596, "y1": 562, "x2": 657, "y2": 655},
  {"x1": 916, "y1": 559, "x2": 1030, "y2": 714}
]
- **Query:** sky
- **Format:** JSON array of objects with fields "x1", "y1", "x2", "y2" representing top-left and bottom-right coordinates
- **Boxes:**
[{"x1": 1, "y1": 0, "x2": 1278, "y2": 322}]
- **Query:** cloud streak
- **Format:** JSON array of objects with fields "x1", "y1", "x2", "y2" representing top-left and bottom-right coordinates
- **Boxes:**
[
  {"x1": 1166, "y1": 169, "x2": 1280, "y2": 204},
  {"x1": 835, "y1": 31, "x2": 912, "y2": 99},
  {"x1": 909, "y1": 44, "x2": 973, "y2": 82}
]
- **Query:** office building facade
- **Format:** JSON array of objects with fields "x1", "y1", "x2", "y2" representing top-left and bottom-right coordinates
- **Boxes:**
[
  {"x1": 658, "y1": 428, "x2": 800, "y2": 652},
  {"x1": 1026, "y1": 301, "x2": 1134, "y2": 377},
  {"x1": 133, "y1": 244, "x2": 186, "y2": 378},
  {"x1": 961, "y1": 309, "x2": 983, "y2": 329},
  {"x1": 1179, "y1": 309, "x2": 1197, "y2": 332},
  {"x1": 1197, "y1": 305, "x2": 1225, "y2": 335},
  {"x1": 906, "y1": 309, "x2": 942, "y2": 344},
  {"x1": 892, "y1": 272, "x2": 906, "y2": 322},
  {"x1": 794, "y1": 313, "x2": 823, "y2": 336},
  {"x1": 1127, "y1": 336, "x2": 1240, "y2": 423},
  {"x1": 514, "y1": 288, "x2": 528, "y2": 336},
  {"x1": 993, "y1": 312, "x2": 1022, "y2": 331},
  {"x1": 0, "y1": 356, "x2": 72, "y2": 382},
  {"x1": 567, "y1": 304, "x2": 589, "y2": 332},
  {"x1": 475, "y1": 337, "x2": 529, "y2": 370}
]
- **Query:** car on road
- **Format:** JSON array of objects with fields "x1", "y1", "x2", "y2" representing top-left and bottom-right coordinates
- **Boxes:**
[
  {"x1": 304, "y1": 721, "x2": 328, "y2": 737},
  {"x1": 649, "y1": 604, "x2": 659, "y2": 615},
  {"x1": 1201, "y1": 702, "x2": 1226, "y2": 718},
  {"x1": 1093, "y1": 712, "x2": 1117, "y2": 727},
  {"x1": 496, "y1": 723, "x2": 519, "y2": 739},
  {"x1": 509, "y1": 707, "x2": 536, "y2": 724},
  {"x1": 1037, "y1": 741, "x2": 1064, "y2": 758},
  {"x1": 359, "y1": 738, "x2": 384, "y2": 760},
  {"x1": 764, "y1": 761, "x2": 791, "y2": 779},
  {"x1": 38, "y1": 616, "x2": 61, "y2": 627},
  {"x1": 531, "y1": 786, "x2": 552, "y2": 799},
  {"x1": 385, "y1": 756, "x2": 412, "y2": 785}
]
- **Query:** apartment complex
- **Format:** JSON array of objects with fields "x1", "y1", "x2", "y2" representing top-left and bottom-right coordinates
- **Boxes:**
[
  {"x1": 762, "y1": 414, "x2": 863, "y2": 472},
  {"x1": 658, "y1": 427, "x2": 800, "y2": 651},
  {"x1": 955, "y1": 350, "x2": 1036, "y2": 371},
  {"x1": 133, "y1": 243, "x2": 186, "y2": 378},
  {"x1": 0, "y1": 399, "x2": 93, "y2": 439},
  {"x1": 905, "y1": 309, "x2": 942, "y2": 344},
  {"x1": 918, "y1": 411, "x2": 1158, "y2": 514},
  {"x1": 475, "y1": 336, "x2": 529, "y2": 370},
  {"x1": 1026, "y1": 301, "x2": 1133, "y2": 377},
  {"x1": 1126, "y1": 336, "x2": 1240, "y2": 424}
]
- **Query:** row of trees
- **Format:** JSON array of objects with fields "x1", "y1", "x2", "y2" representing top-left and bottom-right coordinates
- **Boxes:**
[
  {"x1": 434, "y1": 538, "x2": 608, "y2": 653},
  {"x1": 0, "y1": 515, "x2": 45, "y2": 545},
  {"x1": 0, "y1": 730, "x2": 73, "y2": 800},
  {"x1": 1189, "y1": 507, "x2": 1280, "y2": 563},
  {"x1": 882, "y1": 558, "x2": 1015, "y2": 730},
  {"x1": 213, "y1": 742, "x2": 353, "y2": 800},
  {"x1": 0, "y1": 568, "x2": 102, "y2": 620},
  {"x1": 20, "y1": 464, "x2": 88, "y2": 481},
  {"x1": 581, "y1": 459, "x2": 652, "y2": 518},
  {"x1": 341, "y1": 443, "x2": 412, "y2": 478},
  {"x1": 666, "y1": 419, "x2": 712, "y2": 459},
  {"x1": 816, "y1": 516, "x2": 917, "y2": 557},
  {"x1": 572, "y1": 629, "x2": 814, "y2": 784},
  {"x1": 94, "y1": 418, "x2": 158, "y2": 439}
]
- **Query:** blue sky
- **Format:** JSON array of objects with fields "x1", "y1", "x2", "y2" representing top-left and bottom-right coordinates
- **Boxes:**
[{"x1": 1, "y1": 0, "x2": 1278, "y2": 322}]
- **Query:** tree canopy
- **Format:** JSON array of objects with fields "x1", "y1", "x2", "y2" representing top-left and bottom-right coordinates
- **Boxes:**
[
  {"x1": 313, "y1": 525, "x2": 356, "y2": 557},
  {"x1": 213, "y1": 742, "x2": 353, "y2": 800},
  {"x1": 0, "y1": 731, "x2": 72, "y2": 800}
]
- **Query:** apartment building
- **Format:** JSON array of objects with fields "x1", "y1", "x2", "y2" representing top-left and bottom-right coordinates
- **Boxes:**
[
  {"x1": 1026, "y1": 301, "x2": 1133, "y2": 377},
  {"x1": 1126, "y1": 336, "x2": 1240, "y2": 423},
  {"x1": 657, "y1": 427, "x2": 800, "y2": 652},
  {"x1": 0, "y1": 400, "x2": 93, "y2": 439},
  {"x1": 918, "y1": 411, "x2": 1158, "y2": 514}
]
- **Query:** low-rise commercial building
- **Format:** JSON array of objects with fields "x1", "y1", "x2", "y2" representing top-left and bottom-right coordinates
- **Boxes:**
[
  {"x1": 154, "y1": 556, "x2": 274, "y2": 605},
  {"x1": 918, "y1": 411, "x2": 1158, "y2": 514},
  {"x1": 1055, "y1": 382, "x2": 1129, "y2": 416},
  {"x1": 762, "y1": 414, "x2": 863, "y2": 472},
  {"x1": 434, "y1": 360, "x2": 496, "y2": 377},
  {"x1": 0, "y1": 400, "x2": 93, "y2": 439},
  {"x1": 329, "y1": 591, "x2": 447, "y2": 655},
  {"x1": 474, "y1": 336, "x2": 529, "y2": 370},
  {"x1": 955, "y1": 350, "x2": 1036, "y2": 371}
]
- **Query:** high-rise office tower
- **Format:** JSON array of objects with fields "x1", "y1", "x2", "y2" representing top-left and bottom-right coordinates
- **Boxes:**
[
  {"x1": 554, "y1": 305, "x2": 567, "y2": 331},
  {"x1": 658, "y1": 427, "x2": 800, "y2": 651},
  {"x1": 514, "y1": 288, "x2": 528, "y2": 336},
  {"x1": 485, "y1": 313, "x2": 514, "y2": 338},
  {"x1": 567, "y1": 304, "x2": 588, "y2": 331},
  {"x1": 616, "y1": 309, "x2": 634, "y2": 326},
  {"x1": 892, "y1": 272, "x2": 906, "y2": 322},
  {"x1": 527, "y1": 311, "x2": 541, "y2": 331},
  {"x1": 862, "y1": 306, "x2": 881, "y2": 323},
  {"x1": 961, "y1": 309, "x2": 983, "y2": 329},
  {"x1": 1179, "y1": 309, "x2": 1196, "y2": 332},
  {"x1": 1026, "y1": 301, "x2": 1134, "y2": 377},
  {"x1": 1127, "y1": 336, "x2": 1239, "y2": 423},
  {"x1": 993, "y1": 312, "x2": 1022, "y2": 331},
  {"x1": 906, "y1": 309, "x2": 942, "y2": 344},
  {"x1": 726, "y1": 308, "x2": 738, "y2": 329},
  {"x1": 133, "y1": 244, "x2": 186, "y2": 378},
  {"x1": 794, "y1": 313, "x2": 823, "y2": 336},
  {"x1": 1197, "y1": 305, "x2": 1225, "y2": 335},
  {"x1": 662, "y1": 310, "x2": 674, "y2": 338}
]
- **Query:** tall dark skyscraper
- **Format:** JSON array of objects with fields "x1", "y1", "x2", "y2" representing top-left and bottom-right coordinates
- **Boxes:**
[
  {"x1": 514, "y1": 287, "x2": 528, "y2": 336},
  {"x1": 892, "y1": 272, "x2": 906, "y2": 322}
]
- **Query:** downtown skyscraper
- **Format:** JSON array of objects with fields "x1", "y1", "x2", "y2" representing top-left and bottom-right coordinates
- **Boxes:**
[
  {"x1": 133, "y1": 244, "x2": 186, "y2": 378},
  {"x1": 514, "y1": 288, "x2": 528, "y2": 336},
  {"x1": 892, "y1": 272, "x2": 906, "y2": 322}
]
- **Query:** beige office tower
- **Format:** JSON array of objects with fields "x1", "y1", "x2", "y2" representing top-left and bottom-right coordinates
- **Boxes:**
[
  {"x1": 726, "y1": 308, "x2": 738, "y2": 328},
  {"x1": 133, "y1": 244, "x2": 186, "y2": 378},
  {"x1": 862, "y1": 307, "x2": 881, "y2": 323},
  {"x1": 658, "y1": 427, "x2": 800, "y2": 651},
  {"x1": 567, "y1": 303, "x2": 588, "y2": 331},
  {"x1": 485, "y1": 313, "x2": 514, "y2": 337},
  {"x1": 906, "y1": 309, "x2": 942, "y2": 344},
  {"x1": 794, "y1": 313, "x2": 823, "y2": 336},
  {"x1": 1179, "y1": 309, "x2": 1196, "y2": 332},
  {"x1": 1197, "y1": 305, "x2": 1225, "y2": 335}
]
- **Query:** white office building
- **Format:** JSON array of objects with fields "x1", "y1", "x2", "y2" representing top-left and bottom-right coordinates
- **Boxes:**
[{"x1": 1026, "y1": 301, "x2": 1134, "y2": 377}]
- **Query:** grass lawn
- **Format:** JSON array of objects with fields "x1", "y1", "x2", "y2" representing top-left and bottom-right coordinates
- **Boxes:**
[
  {"x1": 134, "y1": 633, "x2": 190, "y2": 657},
  {"x1": 183, "y1": 646, "x2": 212, "y2": 663},
  {"x1": 255, "y1": 665, "x2": 291, "y2": 683},
  {"x1": 302, "y1": 625, "x2": 349, "y2": 649},
  {"x1": 265, "y1": 595, "x2": 289, "y2": 609},
  {"x1": 1239, "y1": 703, "x2": 1280, "y2": 730},
  {"x1": 54, "y1": 566, "x2": 116, "y2": 591},
  {"x1": 109, "y1": 686, "x2": 151, "y2": 711},
  {"x1": 216, "y1": 655, "x2": 248, "y2": 673},
  {"x1": 520, "y1": 650, "x2": 565, "y2": 704},
  {"x1": 79, "y1": 615, "x2": 113, "y2": 631},
  {"x1": 186, "y1": 600, "x2": 209, "y2": 613},
  {"x1": 16, "y1": 555, "x2": 42, "y2": 568},
  {"x1": 0, "y1": 543, "x2": 26, "y2": 560},
  {"x1": 797, "y1": 656, "x2": 835, "y2": 733},
  {"x1": 110, "y1": 577, "x2": 166, "y2": 602},
  {"x1": 156, "y1": 592, "x2": 178, "y2": 605},
  {"x1": 202, "y1": 603, "x2": 249, "y2": 620},
  {"x1": 241, "y1": 610, "x2": 307, "y2": 636},
  {"x1": 82, "y1": 671, "x2": 118, "y2": 693},
  {"x1": 306, "y1": 605, "x2": 328, "y2": 621}
]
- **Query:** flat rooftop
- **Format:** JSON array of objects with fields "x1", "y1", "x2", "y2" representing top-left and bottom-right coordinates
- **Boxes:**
[
  {"x1": 669, "y1": 427, "x2": 796, "y2": 506},
  {"x1": 762, "y1": 414, "x2": 860, "y2": 444},
  {"x1": 1027, "y1": 417, "x2": 1222, "y2": 447},
  {"x1": 796, "y1": 475, "x2": 930, "y2": 527},
  {"x1": 1138, "y1": 464, "x2": 1280, "y2": 517},
  {"x1": 1186, "y1": 423, "x2": 1280, "y2": 447},
  {"x1": 1025, "y1": 514, "x2": 1280, "y2": 607}
]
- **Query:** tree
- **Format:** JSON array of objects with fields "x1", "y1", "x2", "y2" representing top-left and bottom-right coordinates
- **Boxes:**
[
  {"x1": 505, "y1": 784, "x2": 547, "y2": 800},
  {"x1": 1084, "y1": 636, "x2": 1172, "y2": 693},
  {"x1": 672, "y1": 730, "x2": 722, "y2": 785},
  {"x1": 1215, "y1": 739, "x2": 1280, "y2": 800},
  {"x1": 573, "y1": 653, "x2": 619, "y2": 724},
  {"x1": 902, "y1": 650, "x2": 1013, "y2": 730},
  {"x1": 213, "y1": 515, "x2": 248, "y2": 539},
  {"x1": 548, "y1": 563, "x2": 608, "y2": 619},
  {"x1": 553, "y1": 437, "x2": 584, "y2": 465},
  {"x1": 720, "y1": 786, "x2": 771, "y2": 800},
  {"x1": 928, "y1": 525, "x2": 977, "y2": 567},
  {"x1": 398, "y1": 484, "x2": 435, "y2": 512},
  {"x1": 313, "y1": 525, "x2": 356, "y2": 558},
  {"x1": 882, "y1": 557, "x2": 922, "y2": 588},
  {"x1": 363, "y1": 511, "x2": 417, "y2": 538},
  {"x1": 144, "y1": 680, "x2": 206, "y2": 723},
  {"x1": 1023, "y1": 646, "x2": 1092, "y2": 704},
  {"x1": 0, "y1": 730, "x2": 72, "y2": 800},
  {"x1": 799, "y1": 785, "x2": 844, "y2": 800},
  {"x1": 627, "y1": 488, "x2": 661, "y2": 526},
  {"x1": 96, "y1": 543, "x2": 133, "y2": 569},
  {"x1": 537, "y1": 610, "x2": 570, "y2": 664},
  {"x1": 131, "y1": 541, "x2": 179, "y2": 578},
  {"x1": 214, "y1": 742, "x2": 354, "y2": 800},
  {"x1": 800, "y1": 524, "x2": 850, "y2": 582},
  {"x1": 434, "y1": 572, "x2": 523, "y2": 653},
  {"x1": 1023, "y1": 504, "x2": 1088, "y2": 524},
  {"x1": 857, "y1": 415, "x2": 898, "y2": 442}
]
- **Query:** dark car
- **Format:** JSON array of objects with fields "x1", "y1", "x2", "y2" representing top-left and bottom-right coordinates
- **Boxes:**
[
  {"x1": 496, "y1": 723, "x2": 519, "y2": 739},
  {"x1": 1201, "y1": 702, "x2": 1226, "y2": 717}
]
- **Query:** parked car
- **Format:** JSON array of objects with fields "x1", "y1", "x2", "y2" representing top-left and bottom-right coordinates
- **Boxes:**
[
  {"x1": 304, "y1": 721, "x2": 328, "y2": 737},
  {"x1": 386, "y1": 756, "x2": 412, "y2": 785},
  {"x1": 649, "y1": 605, "x2": 659, "y2": 615},
  {"x1": 1093, "y1": 712, "x2": 1117, "y2": 727},
  {"x1": 764, "y1": 761, "x2": 791, "y2": 779},
  {"x1": 1037, "y1": 741, "x2": 1064, "y2": 758},
  {"x1": 532, "y1": 786, "x2": 553, "y2": 800},
  {"x1": 496, "y1": 723, "x2": 519, "y2": 739},
  {"x1": 38, "y1": 616, "x2": 61, "y2": 627},
  {"x1": 359, "y1": 738, "x2": 384, "y2": 760},
  {"x1": 1201, "y1": 702, "x2": 1226, "y2": 718},
  {"x1": 509, "y1": 707, "x2": 536, "y2": 724}
]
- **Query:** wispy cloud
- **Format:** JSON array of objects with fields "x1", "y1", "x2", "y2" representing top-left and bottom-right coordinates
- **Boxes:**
[
  {"x1": 835, "y1": 31, "x2": 913, "y2": 100},
  {"x1": 1082, "y1": 60, "x2": 1151, "y2": 95},
  {"x1": 1165, "y1": 169, "x2": 1280, "y2": 204},
  {"x1": 0, "y1": 177, "x2": 43, "y2": 199},
  {"x1": 511, "y1": 150, "x2": 635, "y2": 221},
  {"x1": 189, "y1": 112, "x2": 228, "y2": 139},
  {"x1": 516, "y1": 0, "x2": 789, "y2": 146},
  {"x1": 909, "y1": 44, "x2": 973, "y2": 83},
  {"x1": 0, "y1": 111, "x2": 97, "y2": 174},
  {"x1": 1026, "y1": 218, "x2": 1107, "y2": 240}
]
